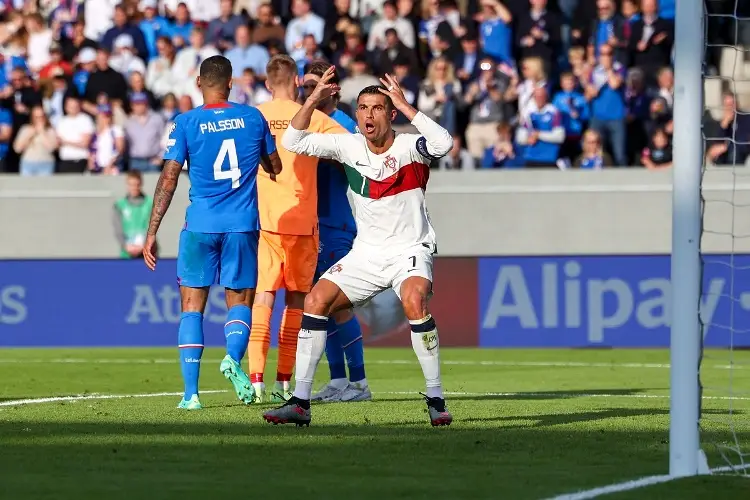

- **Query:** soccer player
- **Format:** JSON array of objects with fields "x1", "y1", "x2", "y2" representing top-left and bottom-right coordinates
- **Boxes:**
[
  {"x1": 301, "y1": 61, "x2": 370, "y2": 403},
  {"x1": 143, "y1": 55, "x2": 282, "y2": 410},
  {"x1": 247, "y1": 55, "x2": 346, "y2": 403},
  {"x1": 263, "y1": 70, "x2": 454, "y2": 427}
]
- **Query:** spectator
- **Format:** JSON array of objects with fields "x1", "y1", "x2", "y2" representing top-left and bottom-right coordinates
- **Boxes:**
[
  {"x1": 295, "y1": 34, "x2": 324, "y2": 74},
  {"x1": 588, "y1": 0, "x2": 628, "y2": 64},
  {"x1": 253, "y1": 3, "x2": 286, "y2": 47},
  {"x1": 417, "y1": 0, "x2": 444, "y2": 49},
  {"x1": 656, "y1": 66, "x2": 673, "y2": 108},
  {"x1": 482, "y1": 122, "x2": 522, "y2": 168},
  {"x1": 324, "y1": 0, "x2": 358, "y2": 55},
  {"x1": 621, "y1": 0, "x2": 641, "y2": 24},
  {"x1": 628, "y1": 0, "x2": 673, "y2": 83},
  {"x1": 625, "y1": 67, "x2": 652, "y2": 163},
  {"x1": 552, "y1": 71, "x2": 589, "y2": 162},
  {"x1": 44, "y1": 73, "x2": 75, "y2": 127},
  {"x1": 48, "y1": 0, "x2": 83, "y2": 41},
  {"x1": 339, "y1": 54, "x2": 380, "y2": 109},
  {"x1": 573, "y1": 129, "x2": 614, "y2": 168},
  {"x1": 127, "y1": 71, "x2": 159, "y2": 111},
  {"x1": 478, "y1": 0, "x2": 513, "y2": 65},
  {"x1": 139, "y1": 0, "x2": 169, "y2": 61},
  {"x1": 230, "y1": 68, "x2": 272, "y2": 105},
  {"x1": 464, "y1": 59, "x2": 512, "y2": 161},
  {"x1": 72, "y1": 47, "x2": 97, "y2": 97},
  {"x1": 367, "y1": 0, "x2": 416, "y2": 51},
  {"x1": 585, "y1": 43, "x2": 627, "y2": 166},
  {"x1": 124, "y1": 92, "x2": 165, "y2": 172},
  {"x1": 397, "y1": 0, "x2": 421, "y2": 42},
  {"x1": 88, "y1": 104, "x2": 125, "y2": 175},
  {"x1": 511, "y1": 56, "x2": 547, "y2": 124},
  {"x1": 101, "y1": 4, "x2": 149, "y2": 62},
  {"x1": 515, "y1": 0, "x2": 562, "y2": 71},
  {"x1": 644, "y1": 95, "x2": 671, "y2": 140},
  {"x1": 455, "y1": 32, "x2": 484, "y2": 86},
  {"x1": 0, "y1": 104, "x2": 11, "y2": 172},
  {"x1": 285, "y1": 0, "x2": 325, "y2": 58},
  {"x1": 109, "y1": 34, "x2": 148, "y2": 79},
  {"x1": 418, "y1": 56, "x2": 461, "y2": 135},
  {"x1": 83, "y1": 0, "x2": 118, "y2": 42},
  {"x1": 390, "y1": 56, "x2": 420, "y2": 133},
  {"x1": 113, "y1": 170, "x2": 154, "y2": 260},
  {"x1": 83, "y1": 48, "x2": 129, "y2": 115},
  {"x1": 146, "y1": 36, "x2": 178, "y2": 98},
  {"x1": 171, "y1": 27, "x2": 220, "y2": 105},
  {"x1": 704, "y1": 92, "x2": 744, "y2": 165},
  {"x1": 55, "y1": 96, "x2": 94, "y2": 173},
  {"x1": 165, "y1": 2, "x2": 195, "y2": 49},
  {"x1": 13, "y1": 105, "x2": 58, "y2": 176},
  {"x1": 225, "y1": 25, "x2": 270, "y2": 79},
  {"x1": 5, "y1": 67, "x2": 43, "y2": 134},
  {"x1": 640, "y1": 127, "x2": 672, "y2": 169},
  {"x1": 160, "y1": 92, "x2": 178, "y2": 122},
  {"x1": 333, "y1": 22, "x2": 368, "y2": 73},
  {"x1": 167, "y1": 0, "x2": 221, "y2": 23},
  {"x1": 376, "y1": 28, "x2": 419, "y2": 75},
  {"x1": 567, "y1": 45, "x2": 587, "y2": 81},
  {"x1": 60, "y1": 20, "x2": 98, "y2": 64},
  {"x1": 38, "y1": 43, "x2": 73, "y2": 81},
  {"x1": 515, "y1": 86, "x2": 564, "y2": 167},
  {"x1": 207, "y1": 0, "x2": 247, "y2": 52},
  {"x1": 25, "y1": 12, "x2": 53, "y2": 75}
]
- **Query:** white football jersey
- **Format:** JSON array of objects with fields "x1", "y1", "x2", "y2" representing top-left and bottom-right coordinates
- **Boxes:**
[{"x1": 283, "y1": 112, "x2": 452, "y2": 253}]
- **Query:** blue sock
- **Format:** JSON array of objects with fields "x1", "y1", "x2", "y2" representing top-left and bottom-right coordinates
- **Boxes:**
[
  {"x1": 178, "y1": 312, "x2": 204, "y2": 400},
  {"x1": 337, "y1": 317, "x2": 366, "y2": 383},
  {"x1": 325, "y1": 318, "x2": 347, "y2": 380},
  {"x1": 225, "y1": 305, "x2": 251, "y2": 364}
]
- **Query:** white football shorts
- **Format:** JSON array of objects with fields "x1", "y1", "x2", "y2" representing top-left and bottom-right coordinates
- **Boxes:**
[{"x1": 320, "y1": 243, "x2": 434, "y2": 306}]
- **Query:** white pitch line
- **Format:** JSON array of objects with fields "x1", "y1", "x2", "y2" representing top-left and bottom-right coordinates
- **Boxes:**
[
  {"x1": 0, "y1": 358, "x2": 743, "y2": 370},
  {"x1": 3, "y1": 389, "x2": 750, "y2": 408},
  {"x1": 544, "y1": 463, "x2": 750, "y2": 500}
]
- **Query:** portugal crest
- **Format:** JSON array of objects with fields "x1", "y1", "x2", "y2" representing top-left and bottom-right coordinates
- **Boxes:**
[{"x1": 383, "y1": 155, "x2": 397, "y2": 172}]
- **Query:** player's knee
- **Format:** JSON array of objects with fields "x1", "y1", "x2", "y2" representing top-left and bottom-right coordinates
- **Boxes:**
[
  {"x1": 286, "y1": 291, "x2": 306, "y2": 310},
  {"x1": 304, "y1": 287, "x2": 333, "y2": 316}
]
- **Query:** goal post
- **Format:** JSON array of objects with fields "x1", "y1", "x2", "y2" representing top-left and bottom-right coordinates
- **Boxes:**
[{"x1": 669, "y1": 0, "x2": 706, "y2": 477}]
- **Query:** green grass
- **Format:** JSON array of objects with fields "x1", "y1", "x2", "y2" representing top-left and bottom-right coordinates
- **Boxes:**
[{"x1": 0, "y1": 348, "x2": 749, "y2": 499}]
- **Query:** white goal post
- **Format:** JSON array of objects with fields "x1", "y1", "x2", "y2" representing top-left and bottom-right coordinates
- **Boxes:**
[{"x1": 669, "y1": 0, "x2": 706, "y2": 477}]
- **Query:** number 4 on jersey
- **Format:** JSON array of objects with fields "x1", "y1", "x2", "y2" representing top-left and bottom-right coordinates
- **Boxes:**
[{"x1": 213, "y1": 138, "x2": 241, "y2": 189}]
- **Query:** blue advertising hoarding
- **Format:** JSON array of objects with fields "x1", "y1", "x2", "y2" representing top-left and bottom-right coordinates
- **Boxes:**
[{"x1": 478, "y1": 255, "x2": 750, "y2": 347}]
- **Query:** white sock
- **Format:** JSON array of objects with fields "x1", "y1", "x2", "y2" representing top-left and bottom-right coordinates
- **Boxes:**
[
  {"x1": 292, "y1": 313, "x2": 328, "y2": 401},
  {"x1": 353, "y1": 377, "x2": 368, "y2": 388},
  {"x1": 330, "y1": 378, "x2": 348, "y2": 390},
  {"x1": 410, "y1": 315, "x2": 443, "y2": 399}
]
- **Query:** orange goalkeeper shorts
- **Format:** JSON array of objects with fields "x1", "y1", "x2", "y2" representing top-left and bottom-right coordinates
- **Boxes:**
[{"x1": 256, "y1": 230, "x2": 319, "y2": 293}]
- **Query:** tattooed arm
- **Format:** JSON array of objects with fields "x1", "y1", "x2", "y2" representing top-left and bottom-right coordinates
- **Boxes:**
[{"x1": 143, "y1": 159, "x2": 182, "y2": 270}]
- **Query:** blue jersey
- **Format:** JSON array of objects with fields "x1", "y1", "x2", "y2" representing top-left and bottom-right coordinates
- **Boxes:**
[
  {"x1": 317, "y1": 108, "x2": 358, "y2": 234},
  {"x1": 163, "y1": 101, "x2": 275, "y2": 234}
]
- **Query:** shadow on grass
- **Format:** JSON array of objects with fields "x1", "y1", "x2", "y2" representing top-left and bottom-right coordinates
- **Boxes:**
[{"x1": 0, "y1": 420, "x2": 748, "y2": 500}]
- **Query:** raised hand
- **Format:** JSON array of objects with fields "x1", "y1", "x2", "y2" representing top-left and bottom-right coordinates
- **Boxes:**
[
  {"x1": 378, "y1": 74, "x2": 410, "y2": 110},
  {"x1": 307, "y1": 66, "x2": 341, "y2": 105}
]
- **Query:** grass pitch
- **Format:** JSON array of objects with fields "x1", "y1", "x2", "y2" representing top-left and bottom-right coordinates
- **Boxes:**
[{"x1": 1, "y1": 348, "x2": 749, "y2": 499}]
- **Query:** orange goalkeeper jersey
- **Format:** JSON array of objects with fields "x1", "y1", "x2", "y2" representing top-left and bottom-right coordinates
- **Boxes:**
[{"x1": 257, "y1": 98, "x2": 347, "y2": 235}]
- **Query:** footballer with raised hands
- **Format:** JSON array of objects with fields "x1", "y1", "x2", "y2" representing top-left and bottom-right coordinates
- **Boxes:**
[{"x1": 262, "y1": 68, "x2": 454, "y2": 427}]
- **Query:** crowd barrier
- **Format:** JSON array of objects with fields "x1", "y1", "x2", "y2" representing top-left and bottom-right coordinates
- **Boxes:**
[{"x1": 1, "y1": 256, "x2": 747, "y2": 348}]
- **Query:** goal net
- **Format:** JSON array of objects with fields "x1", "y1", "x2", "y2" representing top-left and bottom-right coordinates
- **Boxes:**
[{"x1": 691, "y1": 0, "x2": 750, "y2": 477}]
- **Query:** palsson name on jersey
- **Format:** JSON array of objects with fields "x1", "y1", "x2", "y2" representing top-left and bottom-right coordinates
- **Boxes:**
[
  {"x1": 163, "y1": 102, "x2": 276, "y2": 234},
  {"x1": 317, "y1": 108, "x2": 358, "y2": 234}
]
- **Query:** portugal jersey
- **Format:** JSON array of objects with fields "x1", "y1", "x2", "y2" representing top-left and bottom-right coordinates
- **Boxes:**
[
  {"x1": 163, "y1": 101, "x2": 275, "y2": 233},
  {"x1": 318, "y1": 108, "x2": 358, "y2": 234},
  {"x1": 282, "y1": 112, "x2": 453, "y2": 253}
]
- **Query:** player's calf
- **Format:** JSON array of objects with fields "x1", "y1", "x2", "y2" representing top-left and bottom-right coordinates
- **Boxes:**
[{"x1": 400, "y1": 277, "x2": 451, "y2": 426}]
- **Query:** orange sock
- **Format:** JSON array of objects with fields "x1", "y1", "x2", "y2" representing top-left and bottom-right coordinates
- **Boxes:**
[
  {"x1": 277, "y1": 307, "x2": 303, "y2": 380},
  {"x1": 248, "y1": 303, "x2": 272, "y2": 382}
]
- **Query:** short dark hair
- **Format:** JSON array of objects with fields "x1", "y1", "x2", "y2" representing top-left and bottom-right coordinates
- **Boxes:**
[
  {"x1": 126, "y1": 170, "x2": 143, "y2": 181},
  {"x1": 357, "y1": 85, "x2": 392, "y2": 110},
  {"x1": 303, "y1": 60, "x2": 340, "y2": 85},
  {"x1": 199, "y1": 55, "x2": 233, "y2": 89}
]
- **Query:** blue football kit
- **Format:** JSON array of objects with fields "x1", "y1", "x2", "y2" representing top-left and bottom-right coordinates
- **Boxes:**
[
  {"x1": 314, "y1": 107, "x2": 368, "y2": 392},
  {"x1": 163, "y1": 100, "x2": 275, "y2": 406},
  {"x1": 164, "y1": 101, "x2": 276, "y2": 290}
]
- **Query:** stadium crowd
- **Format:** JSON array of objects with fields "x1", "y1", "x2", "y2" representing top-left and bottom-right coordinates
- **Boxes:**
[{"x1": 0, "y1": 0, "x2": 747, "y2": 173}]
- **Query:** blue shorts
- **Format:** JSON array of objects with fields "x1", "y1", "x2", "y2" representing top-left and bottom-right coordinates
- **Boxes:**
[
  {"x1": 177, "y1": 230, "x2": 259, "y2": 289},
  {"x1": 315, "y1": 226, "x2": 356, "y2": 281}
]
